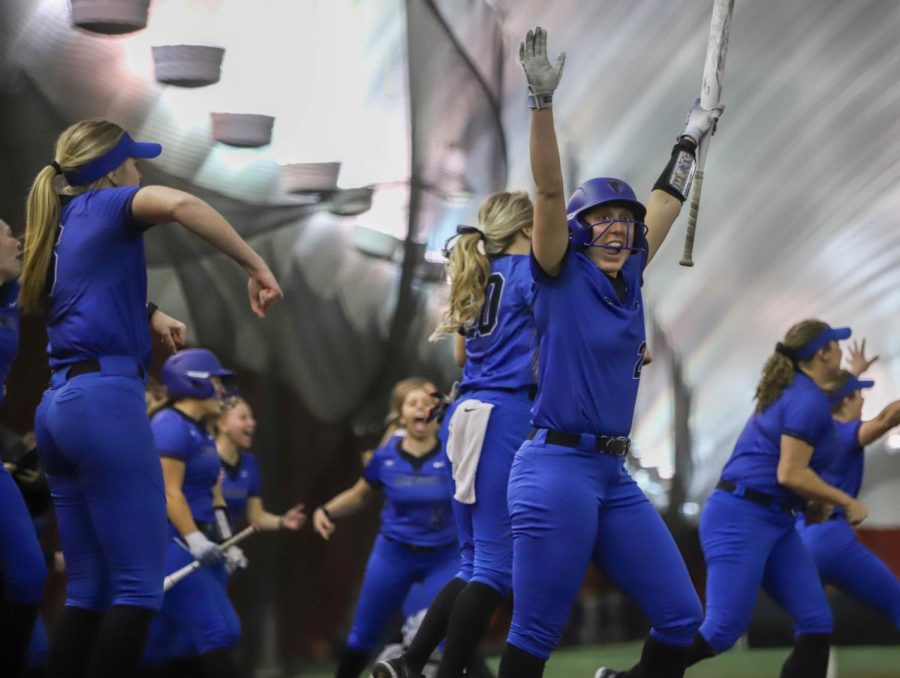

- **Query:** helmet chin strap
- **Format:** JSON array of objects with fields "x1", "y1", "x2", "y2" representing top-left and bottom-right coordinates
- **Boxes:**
[{"x1": 583, "y1": 219, "x2": 648, "y2": 253}]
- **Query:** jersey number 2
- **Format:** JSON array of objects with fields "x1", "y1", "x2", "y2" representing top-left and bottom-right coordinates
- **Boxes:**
[{"x1": 633, "y1": 341, "x2": 647, "y2": 380}]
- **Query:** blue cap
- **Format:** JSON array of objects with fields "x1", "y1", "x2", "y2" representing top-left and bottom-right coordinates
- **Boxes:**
[
  {"x1": 780, "y1": 325, "x2": 851, "y2": 362},
  {"x1": 65, "y1": 132, "x2": 162, "y2": 186},
  {"x1": 829, "y1": 375, "x2": 874, "y2": 404}
]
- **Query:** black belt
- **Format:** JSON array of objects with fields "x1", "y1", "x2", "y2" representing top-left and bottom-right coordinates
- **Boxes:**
[
  {"x1": 529, "y1": 428, "x2": 630, "y2": 457},
  {"x1": 716, "y1": 480, "x2": 801, "y2": 516},
  {"x1": 66, "y1": 358, "x2": 145, "y2": 379},
  {"x1": 384, "y1": 536, "x2": 454, "y2": 553}
]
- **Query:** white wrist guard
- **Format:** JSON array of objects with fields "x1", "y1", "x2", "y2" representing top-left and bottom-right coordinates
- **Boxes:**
[{"x1": 528, "y1": 91, "x2": 553, "y2": 110}]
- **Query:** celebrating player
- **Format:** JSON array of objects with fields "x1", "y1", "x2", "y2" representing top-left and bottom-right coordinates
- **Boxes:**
[
  {"x1": 143, "y1": 349, "x2": 247, "y2": 678},
  {"x1": 217, "y1": 395, "x2": 306, "y2": 532},
  {"x1": 21, "y1": 118, "x2": 282, "y2": 677},
  {"x1": 684, "y1": 322, "x2": 865, "y2": 678},
  {"x1": 313, "y1": 378, "x2": 458, "y2": 678},
  {"x1": 0, "y1": 217, "x2": 48, "y2": 678},
  {"x1": 796, "y1": 341, "x2": 900, "y2": 630},
  {"x1": 506, "y1": 27, "x2": 719, "y2": 678},
  {"x1": 375, "y1": 191, "x2": 536, "y2": 678}
]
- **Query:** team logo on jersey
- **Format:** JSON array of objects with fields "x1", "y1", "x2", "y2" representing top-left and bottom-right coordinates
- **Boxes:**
[
  {"x1": 433, "y1": 461, "x2": 446, "y2": 469},
  {"x1": 384, "y1": 459, "x2": 395, "y2": 467}
]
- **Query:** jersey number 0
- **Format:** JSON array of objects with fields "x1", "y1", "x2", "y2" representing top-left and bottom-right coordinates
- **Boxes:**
[{"x1": 468, "y1": 273, "x2": 505, "y2": 338}]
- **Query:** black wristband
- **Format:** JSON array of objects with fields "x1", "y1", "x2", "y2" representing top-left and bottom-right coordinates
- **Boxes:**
[
  {"x1": 147, "y1": 302, "x2": 159, "y2": 322},
  {"x1": 653, "y1": 139, "x2": 698, "y2": 202},
  {"x1": 320, "y1": 506, "x2": 334, "y2": 522}
]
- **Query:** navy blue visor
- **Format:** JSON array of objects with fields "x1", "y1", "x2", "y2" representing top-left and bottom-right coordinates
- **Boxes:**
[
  {"x1": 828, "y1": 375, "x2": 874, "y2": 404},
  {"x1": 65, "y1": 132, "x2": 162, "y2": 186}
]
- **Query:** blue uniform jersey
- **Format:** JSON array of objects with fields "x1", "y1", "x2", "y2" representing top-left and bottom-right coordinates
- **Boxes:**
[
  {"x1": 0, "y1": 280, "x2": 19, "y2": 405},
  {"x1": 721, "y1": 371, "x2": 835, "y2": 504},
  {"x1": 819, "y1": 419, "x2": 864, "y2": 500},
  {"x1": 46, "y1": 186, "x2": 152, "y2": 370},
  {"x1": 152, "y1": 408, "x2": 221, "y2": 525},
  {"x1": 219, "y1": 450, "x2": 261, "y2": 526},
  {"x1": 529, "y1": 245, "x2": 647, "y2": 436},
  {"x1": 460, "y1": 254, "x2": 536, "y2": 393},
  {"x1": 363, "y1": 437, "x2": 455, "y2": 548}
]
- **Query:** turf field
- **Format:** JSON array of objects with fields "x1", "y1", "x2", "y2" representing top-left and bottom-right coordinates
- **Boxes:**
[{"x1": 299, "y1": 642, "x2": 900, "y2": 677}]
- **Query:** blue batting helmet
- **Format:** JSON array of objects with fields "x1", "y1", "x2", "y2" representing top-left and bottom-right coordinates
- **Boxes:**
[
  {"x1": 566, "y1": 178, "x2": 647, "y2": 249},
  {"x1": 162, "y1": 348, "x2": 233, "y2": 400}
]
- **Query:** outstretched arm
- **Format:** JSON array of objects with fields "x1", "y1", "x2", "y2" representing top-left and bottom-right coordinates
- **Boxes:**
[
  {"x1": 859, "y1": 400, "x2": 900, "y2": 447},
  {"x1": 520, "y1": 27, "x2": 568, "y2": 276}
]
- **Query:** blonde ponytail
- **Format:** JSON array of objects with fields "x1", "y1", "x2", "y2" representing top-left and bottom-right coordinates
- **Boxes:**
[
  {"x1": 19, "y1": 119, "x2": 125, "y2": 313},
  {"x1": 431, "y1": 191, "x2": 533, "y2": 341}
]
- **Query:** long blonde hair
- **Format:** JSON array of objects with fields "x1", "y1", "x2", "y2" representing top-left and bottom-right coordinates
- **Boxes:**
[
  {"x1": 431, "y1": 191, "x2": 533, "y2": 341},
  {"x1": 20, "y1": 119, "x2": 126, "y2": 313},
  {"x1": 754, "y1": 319, "x2": 829, "y2": 413}
]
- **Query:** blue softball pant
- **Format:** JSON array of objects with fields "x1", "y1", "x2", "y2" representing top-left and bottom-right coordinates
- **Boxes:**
[
  {"x1": 0, "y1": 466, "x2": 47, "y2": 605},
  {"x1": 449, "y1": 388, "x2": 532, "y2": 597},
  {"x1": 347, "y1": 534, "x2": 459, "y2": 653},
  {"x1": 699, "y1": 489, "x2": 832, "y2": 652},
  {"x1": 34, "y1": 359, "x2": 167, "y2": 611},
  {"x1": 798, "y1": 516, "x2": 900, "y2": 629},
  {"x1": 506, "y1": 431, "x2": 703, "y2": 660},
  {"x1": 143, "y1": 531, "x2": 240, "y2": 662}
]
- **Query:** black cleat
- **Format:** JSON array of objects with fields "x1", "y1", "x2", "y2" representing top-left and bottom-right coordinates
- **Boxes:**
[{"x1": 372, "y1": 655, "x2": 421, "y2": 678}]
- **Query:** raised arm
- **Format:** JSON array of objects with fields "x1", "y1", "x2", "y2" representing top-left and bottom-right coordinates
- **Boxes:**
[
  {"x1": 520, "y1": 27, "x2": 568, "y2": 276},
  {"x1": 645, "y1": 101, "x2": 724, "y2": 264},
  {"x1": 132, "y1": 186, "x2": 283, "y2": 317},
  {"x1": 859, "y1": 399, "x2": 900, "y2": 447}
]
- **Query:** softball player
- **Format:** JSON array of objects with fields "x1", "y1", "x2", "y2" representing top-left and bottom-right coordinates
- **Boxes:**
[
  {"x1": 143, "y1": 349, "x2": 247, "y2": 678},
  {"x1": 21, "y1": 119, "x2": 281, "y2": 677},
  {"x1": 508, "y1": 28, "x2": 721, "y2": 678},
  {"x1": 313, "y1": 378, "x2": 459, "y2": 678},
  {"x1": 375, "y1": 191, "x2": 536, "y2": 678},
  {"x1": 0, "y1": 218, "x2": 48, "y2": 678},
  {"x1": 682, "y1": 322, "x2": 867, "y2": 678},
  {"x1": 796, "y1": 361, "x2": 900, "y2": 629},
  {"x1": 217, "y1": 395, "x2": 306, "y2": 532}
]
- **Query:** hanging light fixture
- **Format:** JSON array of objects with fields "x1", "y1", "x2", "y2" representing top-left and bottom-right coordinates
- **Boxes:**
[
  {"x1": 152, "y1": 45, "x2": 225, "y2": 88},
  {"x1": 70, "y1": 0, "x2": 150, "y2": 35}
]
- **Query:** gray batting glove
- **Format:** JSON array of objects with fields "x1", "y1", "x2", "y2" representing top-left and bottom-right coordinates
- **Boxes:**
[
  {"x1": 681, "y1": 98, "x2": 725, "y2": 145},
  {"x1": 185, "y1": 531, "x2": 224, "y2": 567},
  {"x1": 519, "y1": 26, "x2": 566, "y2": 109},
  {"x1": 224, "y1": 546, "x2": 248, "y2": 574}
]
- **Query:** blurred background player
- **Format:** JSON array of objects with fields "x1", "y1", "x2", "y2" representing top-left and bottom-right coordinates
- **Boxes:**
[
  {"x1": 681, "y1": 322, "x2": 867, "y2": 678},
  {"x1": 511, "y1": 26, "x2": 719, "y2": 678},
  {"x1": 21, "y1": 119, "x2": 282, "y2": 677},
  {"x1": 376, "y1": 191, "x2": 536, "y2": 678},
  {"x1": 0, "y1": 216, "x2": 47, "y2": 678},
  {"x1": 142, "y1": 348, "x2": 248, "y2": 678},
  {"x1": 313, "y1": 378, "x2": 458, "y2": 678},
  {"x1": 796, "y1": 340, "x2": 900, "y2": 631},
  {"x1": 217, "y1": 395, "x2": 306, "y2": 533}
]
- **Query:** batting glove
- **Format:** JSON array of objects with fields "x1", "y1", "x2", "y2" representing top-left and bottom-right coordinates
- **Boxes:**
[
  {"x1": 681, "y1": 98, "x2": 725, "y2": 146},
  {"x1": 519, "y1": 26, "x2": 566, "y2": 109},
  {"x1": 224, "y1": 546, "x2": 248, "y2": 574},
  {"x1": 185, "y1": 531, "x2": 224, "y2": 567}
]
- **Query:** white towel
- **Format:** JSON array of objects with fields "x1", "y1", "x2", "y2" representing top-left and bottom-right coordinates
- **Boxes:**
[{"x1": 446, "y1": 399, "x2": 494, "y2": 504}]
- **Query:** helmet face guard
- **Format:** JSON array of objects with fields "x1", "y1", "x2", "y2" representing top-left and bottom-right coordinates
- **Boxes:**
[{"x1": 566, "y1": 178, "x2": 648, "y2": 253}]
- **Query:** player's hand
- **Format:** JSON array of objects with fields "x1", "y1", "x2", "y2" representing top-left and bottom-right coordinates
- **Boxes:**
[
  {"x1": 313, "y1": 507, "x2": 336, "y2": 540},
  {"x1": 150, "y1": 309, "x2": 187, "y2": 354},
  {"x1": 185, "y1": 531, "x2": 225, "y2": 566},
  {"x1": 844, "y1": 499, "x2": 869, "y2": 526},
  {"x1": 847, "y1": 339, "x2": 878, "y2": 376},
  {"x1": 804, "y1": 501, "x2": 834, "y2": 524},
  {"x1": 519, "y1": 27, "x2": 566, "y2": 104},
  {"x1": 247, "y1": 266, "x2": 283, "y2": 318},
  {"x1": 224, "y1": 545, "x2": 248, "y2": 574},
  {"x1": 680, "y1": 98, "x2": 725, "y2": 146},
  {"x1": 280, "y1": 503, "x2": 307, "y2": 531}
]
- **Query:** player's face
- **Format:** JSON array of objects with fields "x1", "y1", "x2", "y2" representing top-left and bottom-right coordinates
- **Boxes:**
[
  {"x1": 111, "y1": 158, "x2": 142, "y2": 187},
  {"x1": 821, "y1": 340, "x2": 843, "y2": 379},
  {"x1": 0, "y1": 220, "x2": 23, "y2": 281},
  {"x1": 582, "y1": 204, "x2": 635, "y2": 275},
  {"x1": 400, "y1": 388, "x2": 439, "y2": 440},
  {"x1": 222, "y1": 401, "x2": 256, "y2": 449},
  {"x1": 846, "y1": 390, "x2": 864, "y2": 419}
]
